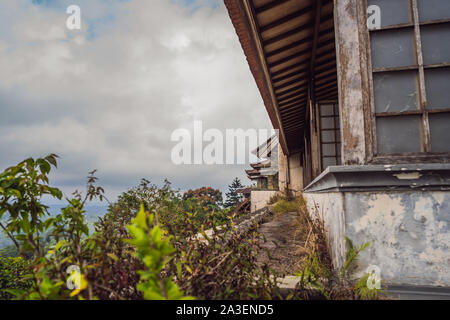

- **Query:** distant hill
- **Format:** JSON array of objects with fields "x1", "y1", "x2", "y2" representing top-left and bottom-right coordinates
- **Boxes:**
[{"x1": 0, "y1": 204, "x2": 108, "y2": 249}]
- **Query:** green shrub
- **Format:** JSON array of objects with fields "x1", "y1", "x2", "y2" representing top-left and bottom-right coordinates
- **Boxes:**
[
  {"x1": 126, "y1": 205, "x2": 193, "y2": 300},
  {"x1": 0, "y1": 155, "x2": 280, "y2": 300},
  {"x1": 167, "y1": 216, "x2": 281, "y2": 300},
  {"x1": 0, "y1": 256, "x2": 32, "y2": 300}
]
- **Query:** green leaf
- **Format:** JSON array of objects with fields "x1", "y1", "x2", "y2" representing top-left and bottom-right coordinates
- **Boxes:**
[
  {"x1": 55, "y1": 240, "x2": 67, "y2": 251},
  {"x1": 107, "y1": 253, "x2": 119, "y2": 261},
  {"x1": 37, "y1": 159, "x2": 51, "y2": 175},
  {"x1": 7, "y1": 189, "x2": 21, "y2": 198},
  {"x1": 133, "y1": 204, "x2": 148, "y2": 230},
  {"x1": 45, "y1": 154, "x2": 59, "y2": 168}
]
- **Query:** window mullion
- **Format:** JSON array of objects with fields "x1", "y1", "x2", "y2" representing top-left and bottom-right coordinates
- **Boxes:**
[{"x1": 412, "y1": 0, "x2": 431, "y2": 152}]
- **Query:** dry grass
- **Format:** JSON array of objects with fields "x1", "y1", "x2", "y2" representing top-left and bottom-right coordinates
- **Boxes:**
[{"x1": 294, "y1": 196, "x2": 333, "y2": 273}]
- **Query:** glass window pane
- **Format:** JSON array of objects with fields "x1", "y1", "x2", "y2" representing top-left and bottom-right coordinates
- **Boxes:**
[
  {"x1": 321, "y1": 130, "x2": 335, "y2": 143},
  {"x1": 418, "y1": 0, "x2": 450, "y2": 22},
  {"x1": 429, "y1": 113, "x2": 450, "y2": 152},
  {"x1": 421, "y1": 23, "x2": 450, "y2": 65},
  {"x1": 425, "y1": 68, "x2": 450, "y2": 110},
  {"x1": 373, "y1": 71, "x2": 419, "y2": 113},
  {"x1": 320, "y1": 104, "x2": 334, "y2": 116},
  {"x1": 368, "y1": 0, "x2": 412, "y2": 27},
  {"x1": 323, "y1": 157, "x2": 336, "y2": 169},
  {"x1": 376, "y1": 116, "x2": 422, "y2": 154},
  {"x1": 321, "y1": 117, "x2": 335, "y2": 129},
  {"x1": 370, "y1": 28, "x2": 416, "y2": 69},
  {"x1": 322, "y1": 144, "x2": 336, "y2": 157}
]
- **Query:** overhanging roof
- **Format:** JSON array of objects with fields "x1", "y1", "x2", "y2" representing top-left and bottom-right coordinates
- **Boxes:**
[{"x1": 224, "y1": 0, "x2": 338, "y2": 154}]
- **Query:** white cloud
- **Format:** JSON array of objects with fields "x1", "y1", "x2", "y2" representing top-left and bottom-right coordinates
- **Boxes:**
[{"x1": 0, "y1": 0, "x2": 272, "y2": 202}]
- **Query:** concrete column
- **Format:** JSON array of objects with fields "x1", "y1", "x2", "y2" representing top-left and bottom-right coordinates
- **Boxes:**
[
  {"x1": 334, "y1": 0, "x2": 370, "y2": 165},
  {"x1": 288, "y1": 153, "x2": 303, "y2": 195},
  {"x1": 278, "y1": 143, "x2": 288, "y2": 192}
]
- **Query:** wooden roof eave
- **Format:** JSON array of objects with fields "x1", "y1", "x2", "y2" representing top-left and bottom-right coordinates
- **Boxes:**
[
  {"x1": 224, "y1": 0, "x2": 290, "y2": 156},
  {"x1": 225, "y1": 0, "x2": 338, "y2": 155}
]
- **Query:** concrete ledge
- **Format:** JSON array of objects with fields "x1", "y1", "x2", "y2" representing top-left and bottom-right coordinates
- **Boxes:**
[
  {"x1": 304, "y1": 164, "x2": 450, "y2": 193},
  {"x1": 386, "y1": 284, "x2": 450, "y2": 300}
]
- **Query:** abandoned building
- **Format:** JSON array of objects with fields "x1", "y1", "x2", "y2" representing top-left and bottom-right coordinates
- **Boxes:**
[
  {"x1": 225, "y1": 0, "x2": 450, "y2": 295},
  {"x1": 245, "y1": 136, "x2": 280, "y2": 210}
]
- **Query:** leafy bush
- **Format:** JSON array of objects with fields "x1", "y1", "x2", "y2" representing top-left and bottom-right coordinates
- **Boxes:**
[
  {"x1": 167, "y1": 216, "x2": 281, "y2": 300},
  {"x1": 183, "y1": 187, "x2": 223, "y2": 208},
  {"x1": 0, "y1": 154, "x2": 62, "y2": 258},
  {"x1": 0, "y1": 256, "x2": 32, "y2": 300},
  {"x1": 1, "y1": 155, "x2": 281, "y2": 300},
  {"x1": 126, "y1": 205, "x2": 192, "y2": 300}
]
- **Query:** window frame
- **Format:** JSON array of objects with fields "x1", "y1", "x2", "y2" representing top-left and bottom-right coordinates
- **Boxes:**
[
  {"x1": 318, "y1": 101, "x2": 342, "y2": 171},
  {"x1": 363, "y1": 0, "x2": 450, "y2": 164}
]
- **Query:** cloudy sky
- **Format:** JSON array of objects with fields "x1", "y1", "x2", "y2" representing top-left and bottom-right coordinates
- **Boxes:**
[{"x1": 0, "y1": 0, "x2": 272, "y2": 203}]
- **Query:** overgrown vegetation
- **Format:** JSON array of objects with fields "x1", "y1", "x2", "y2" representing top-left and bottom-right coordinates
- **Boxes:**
[
  {"x1": 0, "y1": 155, "x2": 280, "y2": 300},
  {"x1": 291, "y1": 197, "x2": 383, "y2": 300},
  {"x1": 126, "y1": 205, "x2": 192, "y2": 300},
  {"x1": 0, "y1": 256, "x2": 32, "y2": 300},
  {"x1": 0, "y1": 155, "x2": 379, "y2": 300},
  {"x1": 272, "y1": 199, "x2": 302, "y2": 214}
]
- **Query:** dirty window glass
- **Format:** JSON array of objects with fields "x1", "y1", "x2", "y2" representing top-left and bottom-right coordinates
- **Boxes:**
[
  {"x1": 368, "y1": 0, "x2": 412, "y2": 27},
  {"x1": 319, "y1": 103, "x2": 341, "y2": 170},
  {"x1": 370, "y1": 28, "x2": 416, "y2": 69},
  {"x1": 368, "y1": 1, "x2": 450, "y2": 155},
  {"x1": 321, "y1": 117, "x2": 335, "y2": 129},
  {"x1": 425, "y1": 68, "x2": 450, "y2": 110},
  {"x1": 418, "y1": 0, "x2": 450, "y2": 22},
  {"x1": 322, "y1": 144, "x2": 336, "y2": 157},
  {"x1": 421, "y1": 23, "x2": 450, "y2": 65},
  {"x1": 322, "y1": 157, "x2": 336, "y2": 169},
  {"x1": 429, "y1": 113, "x2": 450, "y2": 152},
  {"x1": 320, "y1": 104, "x2": 334, "y2": 116},
  {"x1": 321, "y1": 130, "x2": 335, "y2": 143},
  {"x1": 376, "y1": 116, "x2": 422, "y2": 154},
  {"x1": 373, "y1": 70, "x2": 419, "y2": 113}
]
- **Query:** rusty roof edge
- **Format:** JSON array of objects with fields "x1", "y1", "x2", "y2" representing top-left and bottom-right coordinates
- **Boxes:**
[{"x1": 224, "y1": 0, "x2": 290, "y2": 156}]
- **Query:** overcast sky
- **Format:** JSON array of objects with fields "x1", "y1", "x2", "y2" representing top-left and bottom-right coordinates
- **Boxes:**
[{"x1": 0, "y1": 0, "x2": 272, "y2": 203}]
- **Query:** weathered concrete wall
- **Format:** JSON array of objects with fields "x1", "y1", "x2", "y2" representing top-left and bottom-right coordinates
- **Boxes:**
[
  {"x1": 288, "y1": 153, "x2": 303, "y2": 195},
  {"x1": 304, "y1": 190, "x2": 450, "y2": 287},
  {"x1": 278, "y1": 147, "x2": 304, "y2": 195},
  {"x1": 250, "y1": 190, "x2": 279, "y2": 213},
  {"x1": 278, "y1": 144, "x2": 288, "y2": 192},
  {"x1": 303, "y1": 192, "x2": 347, "y2": 270}
]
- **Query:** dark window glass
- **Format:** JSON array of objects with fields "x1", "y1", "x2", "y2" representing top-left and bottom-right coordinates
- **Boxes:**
[
  {"x1": 319, "y1": 103, "x2": 341, "y2": 170},
  {"x1": 368, "y1": 0, "x2": 412, "y2": 27},
  {"x1": 421, "y1": 23, "x2": 450, "y2": 65},
  {"x1": 323, "y1": 157, "x2": 337, "y2": 168},
  {"x1": 373, "y1": 70, "x2": 419, "y2": 113},
  {"x1": 418, "y1": 0, "x2": 450, "y2": 22},
  {"x1": 369, "y1": 1, "x2": 450, "y2": 155},
  {"x1": 376, "y1": 116, "x2": 422, "y2": 154},
  {"x1": 370, "y1": 28, "x2": 416, "y2": 69},
  {"x1": 425, "y1": 68, "x2": 450, "y2": 110},
  {"x1": 429, "y1": 113, "x2": 450, "y2": 152}
]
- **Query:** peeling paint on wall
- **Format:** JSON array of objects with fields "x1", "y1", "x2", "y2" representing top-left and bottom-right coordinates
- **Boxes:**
[
  {"x1": 393, "y1": 172, "x2": 422, "y2": 180},
  {"x1": 305, "y1": 190, "x2": 450, "y2": 287}
]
